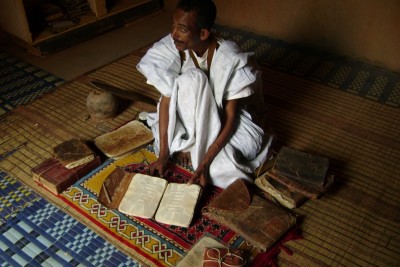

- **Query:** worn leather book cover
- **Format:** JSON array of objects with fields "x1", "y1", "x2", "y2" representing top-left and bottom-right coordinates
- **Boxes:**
[
  {"x1": 177, "y1": 235, "x2": 229, "y2": 267},
  {"x1": 53, "y1": 138, "x2": 95, "y2": 169},
  {"x1": 202, "y1": 179, "x2": 296, "y2": 252},
  {"x1": 32, "y1": 156, "x2": 101, "y2": 195},
  {"x1": 203, "y1": 248, "x2": 247, "y2": 267},
  {"x1": 267, "y1": 171, "x2": 334, "y2": 200},
  {"x1": 94, "y1": 120, "x2": 154, "y2": 159},
  {"x1": 255, "y1": 173, "x2": 307, "y2": 209},
  {"x1": 272, "y1": 146, "x2": 329, "y2": 188},
  {"x1": 97, "y1": 167, "x2": 134, "y2": 209}
]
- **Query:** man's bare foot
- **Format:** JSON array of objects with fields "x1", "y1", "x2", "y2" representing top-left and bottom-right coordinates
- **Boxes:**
[{"x1": 173, "y1": 151, "x2": 192, "y2": 166}]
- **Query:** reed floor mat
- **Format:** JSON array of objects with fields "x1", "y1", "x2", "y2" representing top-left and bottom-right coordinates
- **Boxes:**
[
  {"x1": 1, "y1": 38, "x2": 399, "y2": 266},
  {"x1": 0, "y1": 51, "x2": 64, "y2": 116}
]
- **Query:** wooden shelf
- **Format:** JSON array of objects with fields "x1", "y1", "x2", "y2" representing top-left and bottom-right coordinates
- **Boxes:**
[
  {"x1": 32, "y1": 12, "x2": 98, "y2": 44},
  {"x1": 0, "y1": 0, "x2": 160, "y2": 55},
  {"x1": 107, "y1": 0, "x2": 150, "y2": 15}
]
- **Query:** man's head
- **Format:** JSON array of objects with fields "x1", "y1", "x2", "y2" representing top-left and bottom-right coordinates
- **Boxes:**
[{"x1": 171, "y1": 0, "x2": 217, "y2": 53}]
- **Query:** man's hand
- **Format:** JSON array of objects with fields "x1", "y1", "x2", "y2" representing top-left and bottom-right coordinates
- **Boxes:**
[
  {"x1": 150, "y1": 157, "x2": 168, "y2": 178},
  {"x1": 188, "y1": 164, "x2": 209, "y2": 188}
]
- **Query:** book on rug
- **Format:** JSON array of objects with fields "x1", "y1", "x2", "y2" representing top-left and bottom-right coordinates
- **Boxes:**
[
  {"x1": 31, "y1": 156, "x2": 101, "y2": 195},
  {"x1": 98, "y1": 168, "x2": 202, "y2": 227},
  {"x1": 255, "y1": 173, "x2": 307, "y2": 209},
  {"x1": 177, "y1": 235, "x2": 228, "y2": 267},
  {"x1": 53, "y1": 138, "x2": 95, "y2": 169},
  {"x1": 203, "y1": 248, "x2": 247, "y2": 267},
  {"x1": 177, "y1": 235, "x2": 247, "y2": 267},
  {"x1": 94, "y1": 120, "x2": 154, "y2": 159},
  {"x1": 202, "y1": 179, "x2": 297, "y2": 252}
]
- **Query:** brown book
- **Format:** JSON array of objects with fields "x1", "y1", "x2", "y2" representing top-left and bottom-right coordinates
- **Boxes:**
[
  {"x1": 267, "y1": 171, "x2": 334, "y2": 200},
  {"x1": 176, "y1": 235, "x2": 229, "y2": 267},
  {"x1": 97, "y1": 167, "x2": 133, "y2": 210},
  {"x1": 53, "y1": 138, "x2": 95, "y2": 169},
  {"x1": 202, "y1": 179, "x2": 297, "y2": 252},
  {"x1": 32, "y1": 156, "x2": 101, "y2": 195},
  {"x1": 94, "y1": 120, "x2": 154, "y2": 159},
  {"x1": 272, "y1": 146, "x2": 329, "y2": 188},
  {"x1": 255, "y1": 173, "x2": 307, "y2": 209},
  {"x1": 203, "y1": 248, "x2": 247, "y2": 267}
]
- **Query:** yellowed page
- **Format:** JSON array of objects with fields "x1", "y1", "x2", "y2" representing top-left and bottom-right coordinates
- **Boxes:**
[
  {"x1": 155, "y1": 183, "x2": 201, "y2": 227},
  {"x1": 255, "y1": 175, "x2": 295, "y2": 209},
  {"x1": 118, "y1": 173, "x2": 167, "y2": 218}
]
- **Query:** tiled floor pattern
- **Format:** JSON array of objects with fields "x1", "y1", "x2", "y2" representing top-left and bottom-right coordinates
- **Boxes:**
[{"x1": 0, "y1": 171, "x2": 140, "y2": 267}]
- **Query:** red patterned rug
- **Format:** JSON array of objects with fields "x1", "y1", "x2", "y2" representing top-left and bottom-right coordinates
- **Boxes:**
[{"x1": 60, "y1": 146, "x2": 257, "y2": 266}]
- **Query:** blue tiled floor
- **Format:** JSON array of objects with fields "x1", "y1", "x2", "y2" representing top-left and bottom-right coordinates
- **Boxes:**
[{"x1": 0, "y1": 171, "x2": 140, "y2": 267}]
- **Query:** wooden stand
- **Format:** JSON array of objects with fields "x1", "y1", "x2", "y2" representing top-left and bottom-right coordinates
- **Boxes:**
[{"x1": 0, "y1": 0, "x2": 161, "y2": 56}]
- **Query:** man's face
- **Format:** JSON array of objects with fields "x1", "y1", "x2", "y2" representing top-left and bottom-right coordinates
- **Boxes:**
[{"x1": 171, "y1": 8, "x2": 202, "y2": 51}]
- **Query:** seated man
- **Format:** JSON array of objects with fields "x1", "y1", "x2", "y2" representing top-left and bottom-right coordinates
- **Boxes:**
[{"x1": 137, "y1": 0, "x2": 273, "y2": 189}]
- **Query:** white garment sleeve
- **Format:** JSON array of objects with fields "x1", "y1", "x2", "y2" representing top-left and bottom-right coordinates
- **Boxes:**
[
  {"x1": 136, "y1": 35, "x2": 181, "y2": 97},
  {"x1": 226, "y1": 85, "x2": 253, "y2": 100},
  {"x1": 210, "y1": 41, "x2": 259, "y2": 106}
]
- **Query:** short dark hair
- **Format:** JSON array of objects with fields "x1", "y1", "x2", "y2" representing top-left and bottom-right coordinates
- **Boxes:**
[{"x1": 176, "y1": 0, "x2": 217, "y2": 30}]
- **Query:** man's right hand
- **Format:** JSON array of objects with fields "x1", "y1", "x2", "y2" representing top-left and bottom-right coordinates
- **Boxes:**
[{"x1": 187, "y1": 163, "x2": 209, "y2": 188}]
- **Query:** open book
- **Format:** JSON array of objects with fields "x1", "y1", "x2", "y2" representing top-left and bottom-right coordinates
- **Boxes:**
[{"x1": 98, "y1": 168, "x2": 202, "y2": 227}]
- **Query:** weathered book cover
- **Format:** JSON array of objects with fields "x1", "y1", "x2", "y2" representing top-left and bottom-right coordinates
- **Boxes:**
[
  {"x1": 272, "y1": 146, "x2": 329, "y2": 188},
  {"x1": 176, "y1": 235, "x2": 229, "y2": 267},
  {"x1": 202, "y1": 179, "x2": 296, "y2": 252},
  {"x1": 255, "y1": 173, "x2": 307, "y2": 209},
  {"x1": 94, "y1": 120, "x2": 154, "y2": 159},
  {"x1": 53, "y1": 138, "x2": 95, "y2": 169},
  {"x1": 32, "y1": 156, "x2": 101, "y2": 195},
  {"x1": 267, "y1": 171, "x2": 334, "y2": 199},
  {"x1": 97, "y1": 167, "x2": 133, "y2": 209},
  {"x1": 203, "y1": 248, "x2": 247, "y2": 266}
]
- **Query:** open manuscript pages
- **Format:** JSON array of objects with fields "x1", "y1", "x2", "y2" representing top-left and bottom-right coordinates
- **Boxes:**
[
  {"x1": 117, "y1": 173, "x2": 202, "y2": 227},
  {"x1": 155, "y1": 183, "x2": 201, "y2": 226},
  {"x1": 119, "y1": 174, "x2": 167, "y2": 218}
]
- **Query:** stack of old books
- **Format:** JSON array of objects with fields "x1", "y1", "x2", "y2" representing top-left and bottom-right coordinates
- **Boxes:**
[
  {"x1": 31, "y1": 138, "x2": 101, "y2": 195},
  {"x1": 255, "y1": 146, "x2": 334, "y2": 209}
]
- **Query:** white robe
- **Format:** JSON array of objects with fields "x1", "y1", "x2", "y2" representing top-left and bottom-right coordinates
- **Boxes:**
[{"x1": 137, "y1": 34, "x2": 273, "y2": 188}]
